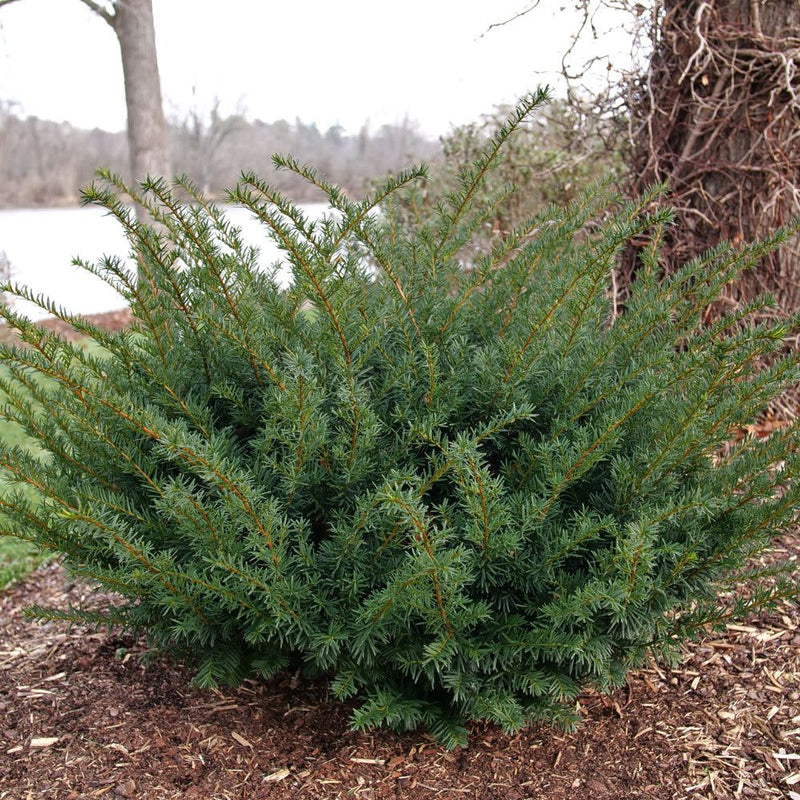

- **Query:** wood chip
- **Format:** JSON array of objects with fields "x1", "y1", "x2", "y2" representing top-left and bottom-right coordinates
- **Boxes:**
[
  {"x1": 727, "y1": 624, "x2": 758, "y2": 634},
  {"x1": 350, "y1": 757, "x2": 385, "y2": 764},
  {"x1": 231, "y1": 731, "x2": 253, "y2": 748},
  {"x1": 30, "y1": 737, "x2": 59, "y2": 748},
  {"x1": 263, "y1": 768, "x2": 291, "y2": 782}
]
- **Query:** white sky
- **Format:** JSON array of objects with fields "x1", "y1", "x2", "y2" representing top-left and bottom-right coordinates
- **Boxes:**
[{"x1": 0, "y1": 0, "x2": 633, "y2": 136}]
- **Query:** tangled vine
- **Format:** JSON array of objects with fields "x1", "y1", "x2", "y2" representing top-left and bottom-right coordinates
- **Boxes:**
[{"x1": 623, "y1": 1, "x2": 800, "y2": 319}]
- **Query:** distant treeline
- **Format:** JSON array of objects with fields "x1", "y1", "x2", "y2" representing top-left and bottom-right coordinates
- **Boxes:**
[{"x1": 0, "y1": 100, "x2": 441, "y2": 207}]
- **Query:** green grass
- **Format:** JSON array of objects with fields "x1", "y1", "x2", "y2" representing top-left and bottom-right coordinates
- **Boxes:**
[
  {"x1": 0, "y1": 332, "x2": 109, "y2": 590},
  {"x1": 0, "y1": 414, "x2": 50, "y2": 590},
  {"x1": 0, "y1": 536, "x2": 46, "y2": 589}
]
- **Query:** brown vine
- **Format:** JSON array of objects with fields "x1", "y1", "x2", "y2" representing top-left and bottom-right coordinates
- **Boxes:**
[{"x1": 623, "y1": 1, "x2": 800, "y2": 318}]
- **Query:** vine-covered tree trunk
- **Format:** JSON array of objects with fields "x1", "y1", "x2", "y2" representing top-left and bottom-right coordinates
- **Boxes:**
[
  {"x1": 113, "y1": 0, "x2": 169, "y2": 182},
  {"x1": 624, "y1": 0, "x2": 800, "y2": 316}
]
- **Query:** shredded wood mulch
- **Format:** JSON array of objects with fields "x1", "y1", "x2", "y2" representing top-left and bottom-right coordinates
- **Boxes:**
[{"x1": 0, "y1": 528, "x2": 797, "y2": 800}]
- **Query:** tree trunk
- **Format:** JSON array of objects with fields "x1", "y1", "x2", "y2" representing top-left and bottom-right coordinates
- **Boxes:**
[
  {"x1": 624, "y1": 0, "x2": 800, "y2": 316},
  {"x1": 113, "y1": 0, "x2": 169, "y2": 182}
]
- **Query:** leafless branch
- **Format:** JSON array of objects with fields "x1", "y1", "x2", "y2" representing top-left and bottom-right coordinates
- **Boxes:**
[
  {"x1": 482, "y1": 2, "x2": 541, "y2": 37},
  {"x1": 77, "y1": 0, "x2": 115, "y2": 28}
]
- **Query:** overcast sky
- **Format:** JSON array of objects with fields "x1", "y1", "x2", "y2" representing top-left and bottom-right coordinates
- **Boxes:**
[{"x1": 0, "y1": 0, "x2": 632, "y2": 136}]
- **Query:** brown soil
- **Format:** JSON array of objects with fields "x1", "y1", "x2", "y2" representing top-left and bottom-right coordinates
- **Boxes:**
[{"x1": 0, "y1": 310, "x2": 798, "y2": 799}]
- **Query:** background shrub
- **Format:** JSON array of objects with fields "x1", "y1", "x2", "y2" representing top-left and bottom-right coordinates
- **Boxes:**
[{"x1": 0, "y1": 92, "x2": 798, "y2": 748}]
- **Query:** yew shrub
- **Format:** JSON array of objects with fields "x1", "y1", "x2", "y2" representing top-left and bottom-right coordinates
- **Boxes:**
[{"x1": 1, "y1": 92, "x2": 798, "y2": 747}]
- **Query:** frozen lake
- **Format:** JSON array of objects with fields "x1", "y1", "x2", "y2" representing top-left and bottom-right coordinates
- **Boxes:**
[{"x1": 0, "y1": 203, "x2": 328, "y2": 321}]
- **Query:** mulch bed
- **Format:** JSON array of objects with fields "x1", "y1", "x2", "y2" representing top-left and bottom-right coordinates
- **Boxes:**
[
  {"x1": 37, "y1": 308, "x2": 134, "y2": 342},
  {"x1": 0, "y1": 309, "x2": 798, "y2": 798},
  {"x1": 0, "y1": 530, "x2": 797, "y2": 800}
]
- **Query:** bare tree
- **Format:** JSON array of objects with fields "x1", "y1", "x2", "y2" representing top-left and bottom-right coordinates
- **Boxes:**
[
  {"x1": 0, "y1": 0, "x2": 169, "y2": 182},
  {"x1": 170, "y1": 94, "x2": 245, "y2": 194}
]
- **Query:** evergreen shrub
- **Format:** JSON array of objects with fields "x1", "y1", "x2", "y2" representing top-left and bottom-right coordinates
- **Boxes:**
[{"x1": 1, "y1": 92, "x2": 799, "y2": 747}]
